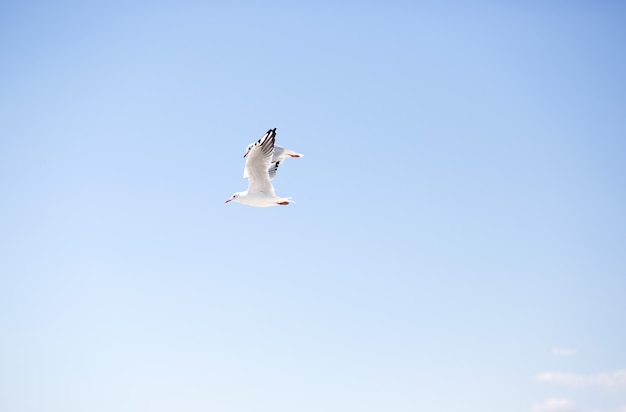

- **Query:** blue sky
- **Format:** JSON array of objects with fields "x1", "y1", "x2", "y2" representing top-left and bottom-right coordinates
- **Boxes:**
[{"x1": 1, "y1": 1, "x2": 625, "y2": 411}]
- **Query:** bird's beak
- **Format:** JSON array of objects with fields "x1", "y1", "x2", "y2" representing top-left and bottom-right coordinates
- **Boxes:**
[
  {"x1": 243, "y1": 151, "x2": 249, "y2": 158},
  {"x1": 225, "y1": 199, "x2": 232, "y2": 203}
]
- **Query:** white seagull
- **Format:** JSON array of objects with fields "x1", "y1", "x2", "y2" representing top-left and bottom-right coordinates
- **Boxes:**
[{"x1": 225, "y1": 128, "x2": 303, "y2": 207}]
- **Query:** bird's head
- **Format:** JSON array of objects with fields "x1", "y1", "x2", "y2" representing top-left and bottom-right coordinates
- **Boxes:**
[
  {"x1": 225, "y1": 192, "x2": 244, "y2": 204},
  {"x1": 243, "y1": 143, "x2": 255, "y2": 157}
]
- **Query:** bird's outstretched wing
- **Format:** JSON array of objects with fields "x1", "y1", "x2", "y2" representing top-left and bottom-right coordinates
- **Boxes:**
[
  {"x1": 244, "y1": 128, "x2": 276, "y2": 195},
  {"x1": 244, "y1": 144, "x2": 303, "y2": 180}
]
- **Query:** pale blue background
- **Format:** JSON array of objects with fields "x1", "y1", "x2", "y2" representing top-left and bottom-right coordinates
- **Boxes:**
[{"x1": 1, "y1": 1, "x2": 625, "y2": 411}]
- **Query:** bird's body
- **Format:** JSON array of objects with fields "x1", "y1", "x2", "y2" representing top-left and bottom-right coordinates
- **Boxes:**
[
  {"x1": 226, "y1": 128, "x2": 303, "y2": 208},
  {"x1": 227, "y1": 190, "x2": 291, "y2": 207}
]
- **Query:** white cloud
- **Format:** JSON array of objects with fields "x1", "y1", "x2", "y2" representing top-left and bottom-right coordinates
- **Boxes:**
[
  {"x1": 537, "y1": 371, "x2": 586, "y2": 387},
  {"x1": 532, "y1": 398, "x2": 577, "y2": 412},
  {"x1": 537, "y1": 369, "x2": 626, "y2": 391},
  {"x1": 552, "y1": 347, "x2": 577, "y2": 357}
]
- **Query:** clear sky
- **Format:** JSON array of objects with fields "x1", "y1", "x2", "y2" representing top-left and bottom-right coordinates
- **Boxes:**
[{"x1": 1, "y1": 1, "x2": 625, "y2": 411}]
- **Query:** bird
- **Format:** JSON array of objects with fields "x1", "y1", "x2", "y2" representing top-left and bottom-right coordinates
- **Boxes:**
[{"x1": 225, "y1": 128, "x2": 303, "y2": 207}]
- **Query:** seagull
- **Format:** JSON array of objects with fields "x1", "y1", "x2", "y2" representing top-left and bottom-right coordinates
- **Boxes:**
[{"x1": 225, "y1": 128, "x2": 302, "y2": 207}]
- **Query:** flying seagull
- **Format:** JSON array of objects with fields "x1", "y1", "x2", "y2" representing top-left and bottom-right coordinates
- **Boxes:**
[{"x1": 225, "y1": 128, "x2": 303, "y2": 207}]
